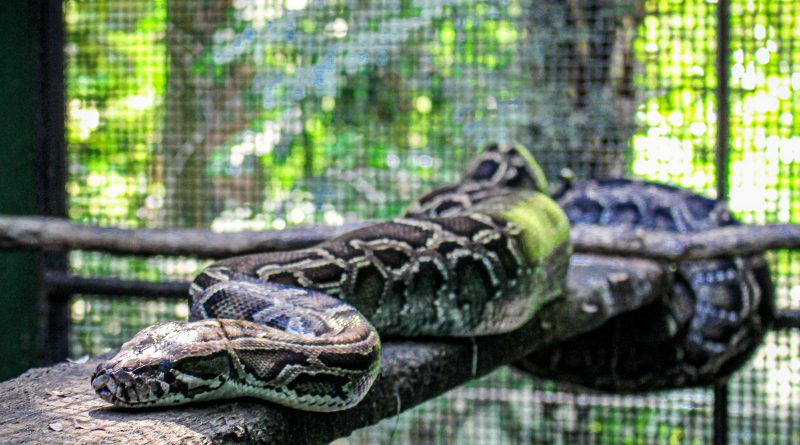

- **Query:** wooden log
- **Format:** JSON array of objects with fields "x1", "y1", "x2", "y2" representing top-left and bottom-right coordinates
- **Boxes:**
[
  {"x1": 570, "y1": 223, "x2": 800, "y2": 261},
  {"x1": 0, "y1": 255, "x2": 666, "y2": 444},
  {"x1": 0, "y1": 215, "x2": 797, "y2": 260},
  {"x1": 0, "y1": 216, "x2": 370, "y2": 258}
]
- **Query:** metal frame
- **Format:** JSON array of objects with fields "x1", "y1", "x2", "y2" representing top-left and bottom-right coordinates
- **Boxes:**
[
  {"x1": 34, "y1": 0, "x2": 70, "y2": 366},
  {"x1": 0, "y1": 1, "x2": 47, "y2": 380},
  {"x1": 0, "y1": 0, "x2": 67, "y2": 379},
  {"x1": 713, "y1": 1, "x2": 731, "y2": 443}
]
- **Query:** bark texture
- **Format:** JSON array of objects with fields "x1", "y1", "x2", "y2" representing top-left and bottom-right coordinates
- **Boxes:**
[{"x1": 0, "y1": 215, "x2": 795, "y2": 261}]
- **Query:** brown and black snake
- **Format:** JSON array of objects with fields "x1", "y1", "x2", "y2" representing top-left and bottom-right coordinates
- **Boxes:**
[
  {"x1": 91, "y1": 143, "x2": 572, "y2": 411},
  {"x1": 91, "y1": 143, "x2": 772, "y2": 410}
]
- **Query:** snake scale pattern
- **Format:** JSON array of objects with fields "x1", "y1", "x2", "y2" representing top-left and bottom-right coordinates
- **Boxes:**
[
  {"x1": 515, "y1": 179, "x2": 773, "y2": 390},
  {"x1": 91, "y1": 143, "x2": 773, "y2": 410},
  {"x1": 91, "y1": 143, "x2": 572, "y2": 411}
]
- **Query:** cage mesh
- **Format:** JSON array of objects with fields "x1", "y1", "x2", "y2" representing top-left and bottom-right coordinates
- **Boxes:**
[{"x1": 64, "y1": 0, "x2": 799, "y2": 443}]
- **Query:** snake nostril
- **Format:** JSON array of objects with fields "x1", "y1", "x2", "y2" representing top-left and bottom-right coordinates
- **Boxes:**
[
  {"x1": 163, "y1": 371, "x2": 176, "y2": 384},
  {"x1": 91, "y1": 369, "x2": 109, "y2": 389}
]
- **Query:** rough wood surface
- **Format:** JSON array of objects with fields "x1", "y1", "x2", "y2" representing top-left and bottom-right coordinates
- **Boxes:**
[
  {"x1": 0, "y1": 216, "x2": 370, "y2": 258},
  {"x1": 0, "y1": 215, "x2": 794, "y2": 260},
  {"x1": 570, "y1": 223, "x2": 800, "y2": 261},
  {"x1": 0, "y1": 255, "x2": 666, "y2": 445}
]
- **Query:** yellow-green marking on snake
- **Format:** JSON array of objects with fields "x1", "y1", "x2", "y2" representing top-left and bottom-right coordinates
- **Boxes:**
[{"x1": 91, "y1": 143, "x2": 571, "y2": 412}]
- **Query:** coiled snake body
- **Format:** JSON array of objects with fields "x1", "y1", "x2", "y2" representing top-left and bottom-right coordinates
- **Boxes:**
[
  {"x1": 91, "y1": 143, "x2": 572, "y2": 411},
  {"x1": 516, "y1": 179, "x2": 773, "y2": 391}
]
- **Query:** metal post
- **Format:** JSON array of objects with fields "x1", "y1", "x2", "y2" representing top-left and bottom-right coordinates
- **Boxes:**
[
  {"x1": 713, "y1": 383, "x2": 729, "y2": 445},
  {"x1": 715, "y1": 0, "x2": 731, "y2": 201},
  {"x1": 0, "y1": 0, "x2": 67, "y2": 377},
  {"x1": 34, "y1": 0, "x2": 69, "y2": 365},
  {"x1": 0, "y1": 1, "x2": 41, "y2": 380},
  {"x1": 713, "y1": 1, "x2": 731, "y2": 444}
]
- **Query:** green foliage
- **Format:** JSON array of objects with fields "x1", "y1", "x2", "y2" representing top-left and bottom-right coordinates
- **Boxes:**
[
  {"x1": 64, "y1": 0, "x2": 800, "y2": 242},
  {"x1": 67, "y1": 0, "x2": 530, "y2": 234},
  {"x1": 632, "y1": 0, "x2": 800, "y2": 229},
  {"x1": 65, "y1": 0, "x2": 166, "y2": 227}
]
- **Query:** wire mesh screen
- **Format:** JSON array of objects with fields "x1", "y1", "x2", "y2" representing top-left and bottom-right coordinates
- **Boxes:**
[
  {"x1": 63, "y1": 0, "x2": 799, "y2": 443},
  {"x1": 724, "y1": 1, "x2": 800, "y2": 443}
]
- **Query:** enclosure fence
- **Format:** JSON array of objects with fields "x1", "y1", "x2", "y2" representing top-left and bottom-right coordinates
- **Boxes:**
[{"x1": 35, "y1": 0, "x2": 800, "y2": 443}]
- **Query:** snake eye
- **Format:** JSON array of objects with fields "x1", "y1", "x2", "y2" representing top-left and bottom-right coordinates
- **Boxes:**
[{"x1": 471, "y1": 160, "x2": 499, "y2": 181}]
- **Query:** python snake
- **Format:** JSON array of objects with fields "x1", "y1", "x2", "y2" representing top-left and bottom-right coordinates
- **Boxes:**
[
  {"x1": 91, "y1": 143, "x2": 572, "y2": 411},
  {"x1": 516, "y1": 179, "x2": 773, "y2": 391}
]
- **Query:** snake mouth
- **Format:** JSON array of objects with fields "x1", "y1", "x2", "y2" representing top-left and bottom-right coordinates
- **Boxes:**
[
  {"x1": 91, "y1": 365, "x2": 170, "y2": 407},
  {"x1": 93, "y1": 382, "x2": 114, "y2": 402},
  {"x1": 92, "y1": 366, "x2": 133, "y2": 406},
  {"x1": 91, "y1": 367, "x2": 123, "y2": 405}
]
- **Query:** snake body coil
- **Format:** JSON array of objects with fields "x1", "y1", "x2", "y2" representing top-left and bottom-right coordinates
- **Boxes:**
[
  {"x1": 515, "y1": 179, "x2": 773, "y2": 391},
  {"x1": 91, "y1": 143, "x2": 572, "y2": 411}
]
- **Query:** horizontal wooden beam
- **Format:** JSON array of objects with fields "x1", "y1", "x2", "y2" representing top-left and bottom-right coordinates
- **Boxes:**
[
  {"x1": 1, "y1": 215, "x2": 798, "y2": 261},
  {"x1": 571, "y1": 223, "x2": 800, "y2": 261},
  {"x1": 0, "y1": 216, "x2": 370, "y2": 258}
]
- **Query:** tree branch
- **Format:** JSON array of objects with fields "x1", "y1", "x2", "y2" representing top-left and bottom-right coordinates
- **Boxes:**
[
  {"x1": 0, "y1": 215, "x2": 797, "y2": 260},
  {"x1": 0, "y1": 255, "x2": 666, "y2": 444},
  {"x1": 570, "y1": 223, "x2": 800, "y2": 260},
  {"x1": 0, "y1": 216, "x2": 370, "y2": 258}
]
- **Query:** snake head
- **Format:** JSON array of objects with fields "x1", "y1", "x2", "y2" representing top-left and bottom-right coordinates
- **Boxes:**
[
  {"x1": 465, "y1": 142, "x2": 549, "y2": 193},
  {"x1": 91, "y1": 320, "x2": 234, "y2": 408}
]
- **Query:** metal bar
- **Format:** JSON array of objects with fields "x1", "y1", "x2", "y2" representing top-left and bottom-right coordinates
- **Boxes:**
[
  {"x1": 713, "y1": 2, "x2": 731, "y2": 443},
  {"x1": 44, "y1": 273, "x2": 189, "y2": 300},
  {"x1": 43, "y1": 272, "x2": 800, "y2": 329},
  {"x1": 713, "y1": 382, "x2": 729, "y2": 445},
  {"x1": 773, "y1": 310, "x2": 800, "y2": 329},
  {"x1": 34, "y1": 0, "x2": 70, "y2": 365},
  {"x1": 35, "y1": 3, "x2": 67, "y2": 216},
  {"x1": 715, "y1": 0, "x2": 731, "y2": 201},
  {"x1": 0, "y1": 1, "x2": 46, "y2": 380}
]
